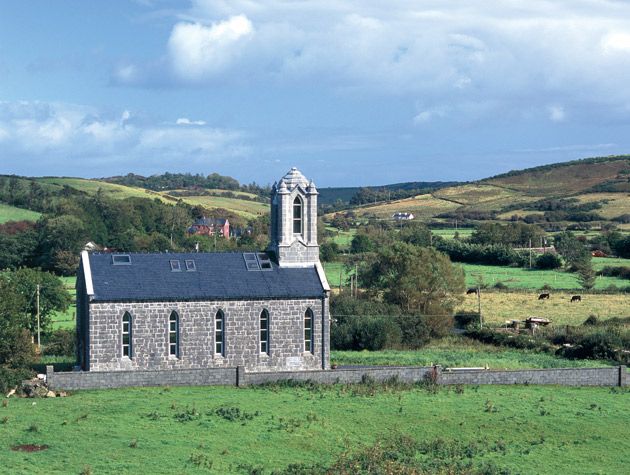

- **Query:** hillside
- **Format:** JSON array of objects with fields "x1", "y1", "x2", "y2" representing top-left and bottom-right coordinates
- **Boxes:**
[
  {"x1": 35, "y1": 177, "x2": 266, "y2": 220},
  {"x1": 335, "y1": 155, "x2": 630, "y2": 224},
  {"x1": 0, "y1": 202, "x2": 41, "y2": 224},
  {"x1": 318, "y1": 181, "x2": 459, "y2": 205}
]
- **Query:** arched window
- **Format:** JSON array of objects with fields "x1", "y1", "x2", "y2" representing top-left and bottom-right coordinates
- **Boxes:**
[
  {"x1": 169, "y1": 311, "x2": 179, "y2": 357},
  {"x1": 293, "y1": 196, "x2": 303, "y2": 234},
  {"x1": 122, "y1": 312, "x2": 132, "y2": 357},
  {"x1": 304, "y1": 308, "x2": 313, "y2": 353},
  {"x1": 260, "y1": 309, "x2": 269, "y2": 354},
  {"x1": 215, "y1": 310, "x2": 225, "y2": 356}
]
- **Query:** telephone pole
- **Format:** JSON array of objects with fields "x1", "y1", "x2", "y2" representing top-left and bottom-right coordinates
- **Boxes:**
[
  {"x1": 477, "y1": 285, "x2": 483, "y2": 329},
  {"x1": 36, "y1": 284, "x2": 41, "y2": 352}
]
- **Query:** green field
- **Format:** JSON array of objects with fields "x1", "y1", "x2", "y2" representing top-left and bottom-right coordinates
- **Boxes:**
[
  {"x1": 2, "y1": 383, "x2": 629, "y2": 474},
  {"x1": 462, "y1": 263, "x2": 630, "y2": 291},
  {"x1": 322, "y1": 261, "x2": 354, "y2": 289},
  {"x1": 51, "y1": 277, "x2": 76, "y2": 331},
  {"x1": 174, "y1": 195, "x2": 268, "y2": 220},
  {"x1": 325, "y1": 226, "x2": 356, "y2": 249},
  {"x1": 0, "y1": 202, "x2": 41, "y2": 224},
  {"x1": 332, "y1": 338, "x2": 612, "y2": 369},
  {"x1": 431, "y1": 228, "x2": 474, "y2": 239},
  {"x1": 36, "y1": 177, "x2": 172, "y2": 203}
]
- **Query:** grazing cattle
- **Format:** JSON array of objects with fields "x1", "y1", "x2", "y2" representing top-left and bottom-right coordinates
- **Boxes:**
[
  {"x1": 538, "y1": 293, "x2": 550, "y2": 300},
  {"x1": 466, "y1": 288, "x2": 478, "y2": 295},
  {"x1": 570, "y1": 295, "x2": 582, "y2": 303}
]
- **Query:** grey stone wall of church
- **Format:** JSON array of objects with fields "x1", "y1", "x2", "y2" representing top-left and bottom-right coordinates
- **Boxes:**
[
  {"x1": 87, "y1": 297, "x2": 329, "y2": 372},
  {"x1": 277, "y1": 243, "x2": 320, "y2": 265}
]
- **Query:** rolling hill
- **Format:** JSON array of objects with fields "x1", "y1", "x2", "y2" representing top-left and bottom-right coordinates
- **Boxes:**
[{"x1": 328, "y1": 155, "x2": 630, "y2": 225}]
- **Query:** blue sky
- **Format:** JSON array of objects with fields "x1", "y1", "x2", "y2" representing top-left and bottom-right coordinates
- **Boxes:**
[{"x1": 1, "y1": 0, "x2": 630, "y2": 187}]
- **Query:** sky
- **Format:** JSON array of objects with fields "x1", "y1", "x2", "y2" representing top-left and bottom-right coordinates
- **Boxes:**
[{"x1": 1, "y1": 0, "x2": 630, "y2": 187}]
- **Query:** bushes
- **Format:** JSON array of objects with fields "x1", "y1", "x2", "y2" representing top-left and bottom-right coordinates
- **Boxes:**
[
  {"x1": 0, "y1": 367, "x2": 33, "y2": 394},
  {"x1": 556, "y1": 331, "x2": 629, "y2": 364},
  {"x1": 43, "y1": 329, "x2": 76, "y2": 357},
  {"x1": 535, "y1": 253, "x2": 562, "y2": 270},
  {"x1": 332, "y1": 315, "x2": 402, "y2": 351},
  {"x1": 436, "y1": 240, "x2": 528, "y2": 267},
  {"x1": 465, "y1": 328, "x2": 553, "y2": 352},
  {"x1": 600, "y1": 266, "x2": 630, "y2": 280}
]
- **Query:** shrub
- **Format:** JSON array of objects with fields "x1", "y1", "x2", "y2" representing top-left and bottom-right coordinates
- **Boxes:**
[
  {"x1": 535, "y1": 253, "x2": 562, "y2": 270},
  {"x1": 0, "y1": 367, "x2": 33, "y2": 394},
  {"x1": 332, "y1": 315, "x2": 402, "y2": 351},
  {"x1": 454, "y1": 312, "x2": 479, "y2": 328},
  {"x1": 43, "y1": 329, "x2": 75, "y2": 356},
  {"x1": 394, "y1": 315, "x2": 432, "y2": 349}
]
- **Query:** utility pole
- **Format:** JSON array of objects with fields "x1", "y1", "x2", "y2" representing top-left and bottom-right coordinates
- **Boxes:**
[
  {"x1": 529, "y1": 239, "x2": 532, "y2": 269},
  {"x1": 339, "y1": 269, "x2": 342, "y2": 293},
  {"x1": 355, "y1": 264, "x2": 358, "y2": 297},
  {"x1": 36, "y1": 284, "x2": 41, "y2": 352},
  {"x1": 477, "y1": 285, "x2": 482, "y2": 329}
]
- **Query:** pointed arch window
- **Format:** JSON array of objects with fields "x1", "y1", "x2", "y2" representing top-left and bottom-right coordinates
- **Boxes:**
[
  {"x1": 260, "y1": 309, "x2": 269, "y2": 355},
  {"x1": 122, "y1": 312, "x2": 132, "y2": 357},
  {"x1": 293, "y1": 196, "x2": 303, "y2": 234},
  {"x1": 215, "y1": 310, "x2": 225, "y2": 356},
  {"x1": 304, "y1": 308, "x2": 314, "y2": 353},
  {"x1": 169, "y1": 311, "x2": 179, "y2": 357}
]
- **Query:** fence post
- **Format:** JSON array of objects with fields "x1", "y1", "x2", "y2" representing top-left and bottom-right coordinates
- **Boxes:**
[{"x1": 619, "y1": 366, "x2": 627, "y2": 387}]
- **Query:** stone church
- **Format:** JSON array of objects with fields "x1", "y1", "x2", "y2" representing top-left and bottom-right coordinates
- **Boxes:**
[{"x1": 76, "y1": 168, "x2": 330, "y2": 373}]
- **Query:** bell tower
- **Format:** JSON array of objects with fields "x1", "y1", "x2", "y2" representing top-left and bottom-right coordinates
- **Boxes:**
[{"x1": 269, "y1": 167, "x2": 319, "y2": 267}]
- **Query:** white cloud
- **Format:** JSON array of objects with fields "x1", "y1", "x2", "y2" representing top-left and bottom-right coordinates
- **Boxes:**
[
  {"x1": 176, "y1": 117, "x2": 207, "y2": 125},
  {"x1": 110, "y1": 1, "x2": 630, "y2": 126},
  {"x1": 167, "y1": 15, "x2": 253, "y2": 80},
  {"x1": 0, "y1": 101, "x2": 247, "y2": 173},
  {"x1": 413, "y1": 106, "x2": 449, "y2": 124},
  {"x1": 601, "y1": 31, "x2": 630, "y2": 54},
  {"x1": 548, "y1": 105, "x2": 566, "y2": 122}
]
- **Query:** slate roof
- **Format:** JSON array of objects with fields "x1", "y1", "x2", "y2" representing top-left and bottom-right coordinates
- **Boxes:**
[{"x1": 84, "y1": 252, "x2": 325, "y2": 302}]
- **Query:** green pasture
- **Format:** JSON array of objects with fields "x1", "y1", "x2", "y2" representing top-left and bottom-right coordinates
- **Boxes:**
[
  {"x1": 324, "y1": 226, "x2": 356, "y2": 249},
  {"x1": 592, "y1": 256, "x2": 630, "y2": 270},
  {"x1": 462, "y1": 263, "x2": 630, "y2": 291},
  {"x1": 323, "y1": 261, "x2": 355, "y2": 288},
  {"x1": 51, "y1": 276, "x2": 76, "y2": 331},
  {"x1": 2, "y1": 383, "x2": 629, "y2": 474},
  {"x1": 332, "y1": 338, "x2": 612, "y2": 369},
  {"x1": 175, "y1": 195, "x2": 268, "y2": 220},
  {"x1": 36, "y1": 177, "x2": 170, "y2": 203},
  {"x1": 0, "y1": 202, "x2": 41, "y2": 224},
  {"x1": 430, "y1": 227, "x2": 474, "y2": 239}
]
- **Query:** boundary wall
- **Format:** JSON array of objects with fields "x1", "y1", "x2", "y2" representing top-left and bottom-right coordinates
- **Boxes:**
[{"x1": 46, "y1": 364, "x2": 627, "y2": 391}]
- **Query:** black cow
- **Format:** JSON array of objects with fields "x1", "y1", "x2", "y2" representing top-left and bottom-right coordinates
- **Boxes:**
[
  {"x1": 570, "y1": 295, "x2": 582, "y2": 303},
  {"x1": 538, "y1": 293, "x2": 550, "y2": 300},
  {"x1": 466, "y1": 288, "x2": 478, "y2": 295}
]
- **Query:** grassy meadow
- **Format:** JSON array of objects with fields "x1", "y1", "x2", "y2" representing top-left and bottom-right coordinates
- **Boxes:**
[
  {"x1": 325, "y1": 226, "x2": 356, "y2": 249},
  {"x1": 332, "y1": 338, "x2": 612, "y2": 369},
  {"x1": 458, "y1": 290, "x2": 630, "y2": 326},
  {"x1": 2, "y1": 383, "x2": 629, "y2": 474},
  {"x1": 174, "y1": 194, "x2": 268, "y2": 220},
  {"x1": 0, "y1": 202, "x2": 41, "y2": 223},
  {"x1": 36, "y1": 177, "x2": 172, "y2": 203},
  {"x1": 462, "y1": 263, "x2": 630, "y2": 291},
  {"x1": 51, "y1": 277, "x2": 77, "y2": 331}
]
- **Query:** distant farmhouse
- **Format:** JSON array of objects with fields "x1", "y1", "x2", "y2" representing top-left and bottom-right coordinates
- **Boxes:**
[
  {"x1": 76, "y1": 168, "x2": 331, "y2": 373},
  {"x1": 187, "y1": 217, "x2": 230, "y2": 238},
  {"x1": 392, "y1": 212, "x2": 414, "y2": 220}
]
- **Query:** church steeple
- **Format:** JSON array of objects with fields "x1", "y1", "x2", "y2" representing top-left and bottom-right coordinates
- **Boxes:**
[{"x1": 269, "y1": 167, "x2": 319, "y2": 267}]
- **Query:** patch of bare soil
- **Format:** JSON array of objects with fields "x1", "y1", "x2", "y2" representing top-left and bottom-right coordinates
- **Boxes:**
[{"x1": 11, "y1": 444, "x2": 49, "y2": 452}]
